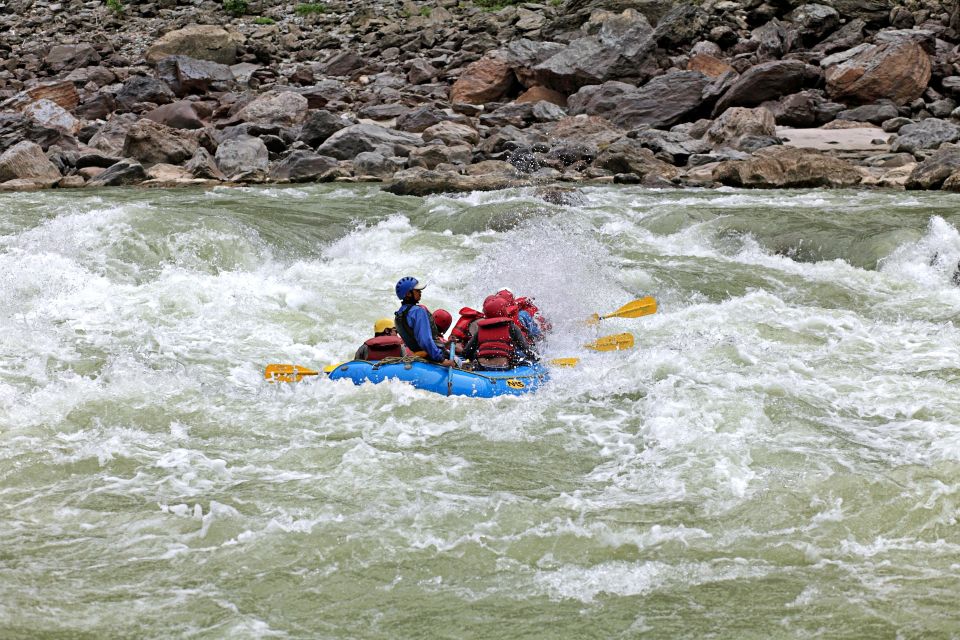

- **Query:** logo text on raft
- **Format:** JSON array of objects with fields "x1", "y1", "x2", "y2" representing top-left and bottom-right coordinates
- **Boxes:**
[{"x1": 506, "y1": 379, "x2": 525, "y2": 389}]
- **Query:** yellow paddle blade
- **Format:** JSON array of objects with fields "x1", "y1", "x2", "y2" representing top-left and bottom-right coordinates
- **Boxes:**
[
  {"x1": 586, "y1": 297, "x2": 657, "y2": 324},
  {"x1": 264, "y1": 364, "x2": 320, "y2": 383},
  {"x1": 549, "y1": 357, "x2": 579, "y2": 367},
  {"x1": 584, "y1": 332, "x2": 635, "y2": 352}
]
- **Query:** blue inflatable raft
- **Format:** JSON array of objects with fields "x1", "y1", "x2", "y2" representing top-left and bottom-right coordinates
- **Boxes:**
[{"x1": 327, "y1": 358, "x2": 549, "y2": 398}]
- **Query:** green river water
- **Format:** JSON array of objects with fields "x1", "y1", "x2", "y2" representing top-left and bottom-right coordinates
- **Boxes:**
[{"x1": 2, "y1": 184, "x2": 960, "y2": 638}]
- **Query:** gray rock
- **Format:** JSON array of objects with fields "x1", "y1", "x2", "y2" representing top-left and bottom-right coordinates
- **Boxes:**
[
  {"x1": 269, "y1": 150, "x2": 337, "y2": 182},
  {"x1": 629, "y1": 129, "x2": 711, "y2": 165},
  {"x1": 185, "y1": 147, "x2": 226, "y2": 180},
  {"x1": 215, "y1": 135, "x2": 269, "y2": 177},
  {"x1": 235, "y1": 91, "x2": 309, "y2": 127},
  {"x1": 407, "y1": 144, "x2": 473, "y2": 170},
  {"x1": 116, "y1": 76, "x2": 175, "y2": 110},
  {"x1": 155, "y1": 55, "x2": 235, "y2": 97},
  {"x1": 882, "y1": 117, "x2": 914, "y2": 133},
  {"x1": 87, "y1": 159, "x2": 146, "y2": 187},
  {"x1": 353, "y1": 151, "x2": 406, "y2": 177},
  {"x1": 929, "y1": 99, "x2": 958, "y2": 119},
  {"x1": 396, "y1": 106, "x2": 448, "y2": 133},
  {"x1": 906, "y1": 146, "x2": 960, "y2": 189},
  {"x1": 297, "y1": 110, "x2": 350, "y2": 147},
  {"x1": 45, "y1": 43, "x2": 100, "y2": 72},
  {"x1": 836, "y1": 102, "x2": 899, "y2": 124},
  {"x1": 785, "y1": 4, "x2": 840, "y2": 42},
  {"x1": 714, "y1": 60, "x2": 821, "y2": 115},
  {"x1": 121, "y1": 119, "x2": 198, "y2": 166},
  {"x1": 0, "y1": 141, "x2": 61, "y2": 183},
  {"x1": 316, "y1": 123, "x2": 421, "y2": 160},
  {"x1": 891, "y1": 118, "x2": 960, "y2": 154},
  {"x1": 570, "y1": 71, "x2": 711, "y2": 130}
]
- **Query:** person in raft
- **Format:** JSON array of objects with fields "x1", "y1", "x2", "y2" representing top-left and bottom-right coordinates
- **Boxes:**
[
  {"x1": 433, "y1": 309, "x2": 453, "y2": 348},
  {"x1": 462, "y1": 295, "x2": 539, "y2": 370},
  {"x1": 496, "y1": 288, "x2": 544, "y2": 343},
  {"x1": 394, "y1": 277, "x2": 456, "y2": 367},
  {"x1": 354, "y1": 318, "x2": 408, "y2": 361}
]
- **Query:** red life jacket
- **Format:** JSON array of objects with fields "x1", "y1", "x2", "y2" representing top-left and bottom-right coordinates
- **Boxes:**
[
  {"x1": 451, "y1": 307, "x2": 483, "y2": 344},
  {"x1": 476, "y1": 317, "x2": 514, "y2": 359},
  {"x1": 363, "y1": 335, "x2": 404, "y2": 360},
  {"x1": 505, "y1": 304, "x2": 531, "y2": 340}
]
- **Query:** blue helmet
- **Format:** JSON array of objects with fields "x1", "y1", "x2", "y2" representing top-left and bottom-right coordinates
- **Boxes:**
[{"x1": 395, "y1": 276, "x2": 422, "y2": 300}]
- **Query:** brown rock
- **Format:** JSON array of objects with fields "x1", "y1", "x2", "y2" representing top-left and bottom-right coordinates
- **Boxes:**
[
  {"x1": 235, "y1": 90, "x2": 308, "y2": 126},
  {"x1": 450, "y1": 53, "x2": 518, "y2": 105},
  {"x1": 0, "y1": 141, "x2": 62, "y2": 183},
  {"x1": 595, "y1": 138, "x2": 681, "y2": 180},
  {"x1": 515, "y1": 86, "x2": 567, "y2": 107},
  {"x1": 943, "y1": 170, "x2": 960, "y2": 192},
  {"x1": 0, "y1": 178, "x2": 49, "y2": 191},
  {"x1": 145, "y1": 26, "x2": 242, "y2": 65},
  {"x1": 121, "y1": 119, "x2": 198, "y2": 166},
  {"x1": 706, "y1": 106, "x2": 776, "y2": 149},
  {"x1": 2, "y1": 81, "x2": 79, "y2": 111},
  {"x1": 712, "y1": 147, "x2": 862, "y2": 188},
  {"x1": 58, "y1": 175, "x2": 86, "y2": 188},
  {"x1": 687, "y1": 53, "x2": 735, "y2": 79},
  {"x1": 383, "y1": 166, "x2": 528, "y2": 196},
  {"x1": 144, "y1": 102, "x2": 204, "y2": 130},
  {"x1": 825, "y1": 40, "x2": 931, "y2": 106}
]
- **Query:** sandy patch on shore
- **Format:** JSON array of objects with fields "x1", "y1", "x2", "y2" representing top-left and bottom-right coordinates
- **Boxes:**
[{"x1": 777, "y1": 126, "x2": 891, "y2": 152}]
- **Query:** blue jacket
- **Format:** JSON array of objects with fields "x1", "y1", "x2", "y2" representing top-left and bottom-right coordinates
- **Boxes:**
[
  {"x1": 517, "y1": 309, "x2": 542, "y2": 340},
  {"x1": 396, "y1": 303, "x2": 445, "y2": 362}
]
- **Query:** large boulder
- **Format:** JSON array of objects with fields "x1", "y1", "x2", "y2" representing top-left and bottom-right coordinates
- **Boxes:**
[
  {"x1": 215, "y1": 135, "x2": 269, "y2": 177},
  {"x1": 422, "y1": 122, "x2": 480, "y2": 147},
  {"x1": 517, "y1": 10, "x2": 658, "y2": 93},
  {"x1": 383, "y1": 166, "x2": 528, "y2": 196},
  {"x1": 145, "y1": 26, "x2": 241, "y2": 65},
  {"x1": 234, "y1": 90, "x2": 309, "y2": 126},
  {"x1": 87, "y1": 159, "x2": 146, "y2": 187},
  {"x1": 155, "y1": 56, "x2": 235, "y2": 97},
  {"x1": 905, "y1": 146, "x2": 960, "y2": 189},
  {"x1": 706, "y1": 107, "x2": 777, "y2": 150},
  {"x1": 785, "y1": 4, "x2": 840, "y2": 44},
  {"x1": 22, "y1": 99, "x2": 79, "y2": 134},
  {"x1": 712, "y1": 147, "x2": 862, "y2": 187},
  {"x1": 407, "y1": 143, "x2": 473, "y2": 170},
  {"x1": 121, "y1": 119, "x2": 198, "y2": 166},
  {"x1": 890, "y1": 118, "x2": 960, "y2": 154},
  {"x1": 570, "y1": 72, "x2": 710, "y2": 130},
  {"x1": 450, "y1": 52, "x2": 518, "y2": 105},
  {"x1": 714, "y1": 60, "x2": 821, "y2": 115},
  {"x1": 269, "y1": 151, "x2": 338, "y2": 182},
  {"x1": 0, "y1": 141, "x2": 61, "y2": 183},
  {"x1": 316, "y1": 123, "x2": 421, "y2": 160},
  {"x1": 824, "y1": 39, "x2": 931, "y2": 105}
]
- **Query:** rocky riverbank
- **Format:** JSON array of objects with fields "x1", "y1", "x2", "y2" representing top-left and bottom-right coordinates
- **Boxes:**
[{"x1": 1, "y1": 0, "x2": 959, "y2": 194}]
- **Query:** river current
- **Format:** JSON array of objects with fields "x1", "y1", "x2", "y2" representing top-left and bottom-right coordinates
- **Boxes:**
[{"x1": 2, "y1": 184, "x2": 960, "y2": 638}]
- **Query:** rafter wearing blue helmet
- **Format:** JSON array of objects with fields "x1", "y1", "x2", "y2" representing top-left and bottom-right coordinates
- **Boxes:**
[{"x1": 394, "y1": 277, "x2": 454, "y2": 365}]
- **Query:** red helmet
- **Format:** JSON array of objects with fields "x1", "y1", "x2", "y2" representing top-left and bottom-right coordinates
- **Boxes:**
[
  {"x1": 433, "y1": 308, "x2": 452, "y2": 333},
  {"x1": 496, "y1": 289, "x2": 515, "y2": 305},
  {"x1": 482, "y1": 295, "x2": 509, "y2": 318}
]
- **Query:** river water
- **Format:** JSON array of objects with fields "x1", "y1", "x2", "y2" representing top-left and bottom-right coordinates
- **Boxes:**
[{"x1": 2, "y1": 184, "x2": 960, "y2": 638}]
